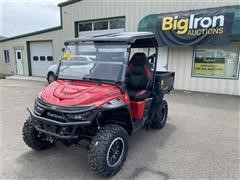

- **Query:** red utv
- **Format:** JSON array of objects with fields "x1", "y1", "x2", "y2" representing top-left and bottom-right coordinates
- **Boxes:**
[{"x1": 22, "y1": 32, "x2": 174, "y2": 177}]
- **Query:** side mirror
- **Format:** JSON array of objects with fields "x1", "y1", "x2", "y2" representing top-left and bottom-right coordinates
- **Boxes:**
[{"x1": 61, "y1": 47, "x2": 65, "y2": 52}]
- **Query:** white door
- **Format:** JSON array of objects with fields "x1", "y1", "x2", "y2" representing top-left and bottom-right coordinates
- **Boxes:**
[
  {"x1": 157, "y1": 47, "x2": 168, "y2": 71},
  {"x1": 15, "y1": 50, "x2": 24, "y2": 75},
  {"x1": 30, "y1": 41, "x2": 54, "y2": 77}
]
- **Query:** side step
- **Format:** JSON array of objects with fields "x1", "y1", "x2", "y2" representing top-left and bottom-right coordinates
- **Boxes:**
[{"x1": 132, "y1": 116, "x2": 149, "y2": 133}]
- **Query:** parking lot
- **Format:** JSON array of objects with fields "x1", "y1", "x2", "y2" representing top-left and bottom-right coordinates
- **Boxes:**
[{"x1": 0, "y1": 79, "x2": 239, "y2": 179}]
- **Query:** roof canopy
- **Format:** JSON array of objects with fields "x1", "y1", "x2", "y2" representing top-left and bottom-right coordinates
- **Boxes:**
[{"x1": 64, "y1": 32, "x2": 158, "y2": 48}]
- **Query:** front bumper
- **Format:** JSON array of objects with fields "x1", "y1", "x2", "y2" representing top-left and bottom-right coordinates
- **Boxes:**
[{"x1": 28, "y1": 107, "x2": 92, "y2": 139}]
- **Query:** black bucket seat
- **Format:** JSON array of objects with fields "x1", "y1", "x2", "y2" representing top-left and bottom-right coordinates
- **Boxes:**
[{"x1": 127, "y1": 53, "x2": 151, "y2": 101}]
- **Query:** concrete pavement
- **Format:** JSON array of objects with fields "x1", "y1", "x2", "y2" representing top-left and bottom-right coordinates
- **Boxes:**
[{"x1": 1, "y1": 79, "x2": 239, "y2": 179}]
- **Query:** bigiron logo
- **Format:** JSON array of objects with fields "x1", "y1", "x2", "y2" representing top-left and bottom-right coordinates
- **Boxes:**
[{"x1": 161, "y1": 14, "x2": 224, "y2": 35}]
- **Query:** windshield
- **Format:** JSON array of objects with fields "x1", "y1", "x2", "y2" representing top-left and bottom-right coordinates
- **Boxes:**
[{"x1": 58, "y1": 43, "x2": 129, "y2": 82}]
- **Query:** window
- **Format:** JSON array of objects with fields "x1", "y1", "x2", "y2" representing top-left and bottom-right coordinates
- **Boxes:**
[
  {"x1": 94, "y1": 21, "x2": 108, "y2": 30},
  {"x1": 17, "y1": 52, "x2": 21, "y2": 59},
  {"x1": 192, "y1": 45, "x2": 240, "y2": 79},
  {"x1": 33, "y1": 56, "x2": 39, "y2": 61},
  {"x1": 3, "y1": 50, "x2": 10, "y2": 63},
  {"x1": 40, "y1": 56, "x2": 46, "y2": 61},
  {"x1": 110, "y1": 19, "x2": 125, "y2": 29},
  {"x1": 47, "y1": 56, "x2": 53, "y2": 61},
  {"x1": 77, "y1": 17, "x2": 125, "y2": 35},
  {"x1": 78, "y1": 22, "x2": 92, "y2": 31}
]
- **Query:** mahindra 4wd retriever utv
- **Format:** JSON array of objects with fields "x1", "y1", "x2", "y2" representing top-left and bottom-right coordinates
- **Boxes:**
[{"x1": 22, "y1": 32, "x2": 174, "y2": 177}]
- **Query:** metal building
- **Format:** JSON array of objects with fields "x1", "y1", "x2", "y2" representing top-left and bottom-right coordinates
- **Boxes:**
[{"x1": 0, "y1": 0, "x2": 239, "y2": 95}]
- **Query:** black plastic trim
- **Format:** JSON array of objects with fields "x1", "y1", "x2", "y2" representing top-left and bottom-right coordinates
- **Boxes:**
[
  {"x1": 28, "y1": 107, "x2": 92, "y2": 139},
  {"x1": 101, "y1": 98, "x2": 126, "y2": 110},
  {"x1": 28, "y1": 107, "x2": 91, "y2": 126},
  {"x1": 36, "y1": 97, "x2": 96, "y2": 113}
]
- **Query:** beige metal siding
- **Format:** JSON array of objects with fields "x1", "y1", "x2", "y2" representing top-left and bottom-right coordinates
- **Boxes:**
[
  {"x1": 168, "y1": 47, "x2": 240, "y2": 95},
  {"x1": 61, "y1": 0, "x2": 239, "y2": 34},
  {"x1": 0, "y1": 0, "x2": 239, "y2": 95},
  {"x1": 61, "y1": 0, "x2": 239, "y2": 95},
  {"x1": 0, "y1": 29, "x2": 66, "y2": 75}
]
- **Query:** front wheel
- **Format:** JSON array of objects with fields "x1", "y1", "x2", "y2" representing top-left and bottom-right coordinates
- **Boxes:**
[
  {"x1": 47, "y1": 72, "x2": 56, "y2": 84},
  {"x1": 22, "y1": 117, "x2": 54, "y2": 150},
  {"x1": 88, "y1": 124, "x2": 128, "y2": 177},
  {"x1": 151, "y1": 100, "x2": 168, "y2": 129}
]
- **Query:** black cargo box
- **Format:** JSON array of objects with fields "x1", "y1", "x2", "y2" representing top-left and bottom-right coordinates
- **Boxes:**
[{"x1": 155, "y1": 71, "x2": 175, "y2": 93}]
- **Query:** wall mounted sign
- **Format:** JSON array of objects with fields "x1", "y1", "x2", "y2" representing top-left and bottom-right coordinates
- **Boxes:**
[
  {"x1": 155, "y1": 7, "x2": 235, "y2": 46},
  {"x1": 193, "y1": 57, "x2": 225, "y2": 76}
]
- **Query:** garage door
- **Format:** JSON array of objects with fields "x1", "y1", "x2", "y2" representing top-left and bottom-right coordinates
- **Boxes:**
[{"x1": 30, "y1": 41, "x2": 54, "y2": 77}]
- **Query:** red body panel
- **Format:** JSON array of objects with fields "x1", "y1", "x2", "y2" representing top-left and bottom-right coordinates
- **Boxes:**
[
  {"x1": 40, "y1": 80, "x2": 130, "y2": 107},
  {"x1": 130, "y1": 101, "x2": 145, "y2": 120}
]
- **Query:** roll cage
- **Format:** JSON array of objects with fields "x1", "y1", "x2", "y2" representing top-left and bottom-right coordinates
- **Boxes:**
[{"x1": 56, "y1": 32, "x2": 159, "y2": 91}]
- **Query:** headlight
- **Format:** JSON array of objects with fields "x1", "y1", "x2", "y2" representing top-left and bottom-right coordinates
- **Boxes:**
[
  {"x1": 34, "y1": 103, "x2": 44, "y2": 115},
  {"x1": 66, "y1": 111, "x2": 92, "y2": 121}
]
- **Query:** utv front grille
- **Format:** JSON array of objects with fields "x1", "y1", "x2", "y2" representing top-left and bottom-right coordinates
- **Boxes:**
[
  {"x1": 43, "y1": 110, "x2": 67, "y2": 123},
  {"x1": 28, "y1": 107, "x2": 92, "y2": 139},
  {"x1": 35, "y1": 97, "x2": 96, "y2": 113}
]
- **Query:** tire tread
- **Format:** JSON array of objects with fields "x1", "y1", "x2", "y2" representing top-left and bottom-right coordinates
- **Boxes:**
[
  {"x1": 88, "y1": 124, "x2": 128, "y2": 177},
  {"x1": 22, "y1": 117, "x2": 54, "y2": 150},
  {"x1": 151, "y1": 100, "x2": 168, "y2": 129}
]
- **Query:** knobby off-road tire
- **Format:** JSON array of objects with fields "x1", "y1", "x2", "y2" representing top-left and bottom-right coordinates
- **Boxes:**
[
  {"x1": 151, "y1": 100, "x2": 168, "y2": 129},
  {"x1": 88, "y1": 124, "x2": 128, "y2": 177},
  {"x1": 47, "y1": 72, "x2": 56, "y2": 84},
  {"x1": 22, "y1": 117, "x2": 54, "y2": 150}
]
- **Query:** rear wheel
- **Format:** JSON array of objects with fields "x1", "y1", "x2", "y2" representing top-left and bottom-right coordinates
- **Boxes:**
[
  {"x1": 22, "y1": 117, "x2": 54, "y2": 150},
  {"x1": 151, "y1": 100, "x2": 168, "y2": 129},
  {"x1": 47, "y1": 72, "x2": 55, "y2": 84},
  {"x1": 88, "y1": 124, "x2": 128, "y2": 177}
]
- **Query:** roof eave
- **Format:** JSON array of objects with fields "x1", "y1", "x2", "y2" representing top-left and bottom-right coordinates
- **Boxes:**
[
  {"x1": 0, "y1": 26, "x2": 62, "y2": 42},
  {"x1": 58, "y1": 0, "x2": 82, "y2": 7}
]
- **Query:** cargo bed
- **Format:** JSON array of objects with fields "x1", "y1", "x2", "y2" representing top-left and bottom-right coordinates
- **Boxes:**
[{"x1": 155, "y1": 71, "x2": 175, "y2": 93}]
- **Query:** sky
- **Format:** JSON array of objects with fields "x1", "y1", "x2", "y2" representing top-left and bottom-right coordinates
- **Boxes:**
[{"x1": 0, "y1": 0, "x2": 66, "y2": 37}]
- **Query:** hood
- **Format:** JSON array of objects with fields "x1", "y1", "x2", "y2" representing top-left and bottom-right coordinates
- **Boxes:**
[{"x1": 41, "y1": 80, "x2": 121, "y2": 107}]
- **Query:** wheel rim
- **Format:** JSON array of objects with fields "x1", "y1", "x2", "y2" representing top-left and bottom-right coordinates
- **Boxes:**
[
  {"x1": 48, "y1": 74, "x2": 55, "y2": 83},
  {"x1": 107, "y1": 137, "x2": 124, "y2": 167}
]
